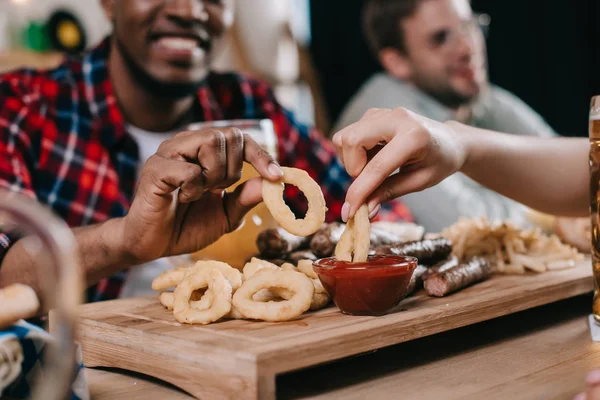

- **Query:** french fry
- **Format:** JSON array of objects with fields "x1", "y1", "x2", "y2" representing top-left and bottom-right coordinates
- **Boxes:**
[{"x1": 438, "y1": 217, "x2": 583, "y2": 275}]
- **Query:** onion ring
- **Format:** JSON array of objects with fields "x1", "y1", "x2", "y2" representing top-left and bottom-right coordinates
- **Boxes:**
[
  {"x1": 152, "y1": 261, "x2": 242, "y2": 292},
  {"x1": 173, "y1": 269, "x2": 232, "y2": 325},
  {"x1": 334, "y1": 204, "x2": 370, "y2": 262},
  {"x1": 243, "y1": 258, "x2": 279, "y2": 280},
  {"x1": 226, "y1": 304, "x2": 246, "y2": 320},
  {"x1": 232, "y1": 269, "x2": 314, "y2": 321},
  {"x1": 158, "y1": 290, "x2": 213, "y2": 311},
  {"x1": 297, "y1": 259, "x2": 317, "y2": 279},
  {"x1": 280, "y1": 263, "x2": 296, "y2": 271},
  {"x1": 262, "y1": 167, "x2": 327, "y2": 236}
]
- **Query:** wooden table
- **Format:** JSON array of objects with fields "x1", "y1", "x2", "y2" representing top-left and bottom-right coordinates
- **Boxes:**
[{"x1": 86, "y1": 294, "x2": 599, "y2": 399}]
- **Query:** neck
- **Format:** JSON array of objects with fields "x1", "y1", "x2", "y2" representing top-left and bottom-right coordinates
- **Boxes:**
[{"x1": 108, "y1": 43, "x2": 195, "y2": 132}]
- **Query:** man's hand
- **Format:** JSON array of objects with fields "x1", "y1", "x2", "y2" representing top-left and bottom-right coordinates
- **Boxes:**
[{"x1": 118, "y1": 127, "x2": 283, "y2": 263}]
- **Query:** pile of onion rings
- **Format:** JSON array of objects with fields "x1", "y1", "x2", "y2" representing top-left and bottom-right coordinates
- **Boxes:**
[{"x1": 152, "y1": 258, "x2": 331, "y2": 324}]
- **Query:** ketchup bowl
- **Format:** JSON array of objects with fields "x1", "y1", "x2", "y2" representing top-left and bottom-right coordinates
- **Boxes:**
[{"x1": 313, "y1": 255, "x2": 417, "y2": 316}]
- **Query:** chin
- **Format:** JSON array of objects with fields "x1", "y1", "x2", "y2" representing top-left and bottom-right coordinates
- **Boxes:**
[
  {"x1": 151, "y1": 67, "x2": 210, "y2": 85},
  {"x1": 452, "y1": 82, "x2": 482, "y2": 102}
]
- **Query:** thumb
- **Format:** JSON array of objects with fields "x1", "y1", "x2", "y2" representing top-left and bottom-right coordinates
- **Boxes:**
[{"x1": 224, "y1": 177, "x2": 263, "y2": 230}]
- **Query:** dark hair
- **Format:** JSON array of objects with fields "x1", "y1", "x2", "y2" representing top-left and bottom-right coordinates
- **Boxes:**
[{"x1": 362, "y1": 0, "x2": 425, "y2": 56}]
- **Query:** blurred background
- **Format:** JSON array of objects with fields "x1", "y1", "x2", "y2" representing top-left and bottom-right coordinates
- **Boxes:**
[{"x1": 0, "y1": 0, "x2": 597, "y2": 137}]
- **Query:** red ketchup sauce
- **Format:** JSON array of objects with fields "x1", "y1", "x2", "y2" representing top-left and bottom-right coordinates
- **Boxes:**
[{"x1": 313, "y1": 255, "x2": 417, "y2": 316}]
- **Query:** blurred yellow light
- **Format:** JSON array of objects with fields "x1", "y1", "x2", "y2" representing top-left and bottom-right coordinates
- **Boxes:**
[{"x1": 57, "y1": 20, "x2": 81, "y2": 49}]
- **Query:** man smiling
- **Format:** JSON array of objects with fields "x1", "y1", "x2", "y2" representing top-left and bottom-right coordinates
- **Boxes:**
[{"x1": 0, "y1": 0, "x2": 413, "y2": 303}]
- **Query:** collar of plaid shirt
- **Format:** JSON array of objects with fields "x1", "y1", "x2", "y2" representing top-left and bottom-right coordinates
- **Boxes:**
[{"x1": 0, "y1": 37, "x2": 413, "y2": 302}]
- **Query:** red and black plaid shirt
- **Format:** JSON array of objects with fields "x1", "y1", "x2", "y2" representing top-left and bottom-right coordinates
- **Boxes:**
[{"x1": 0, "y1": 38, "x2": 412, "y2": 302}]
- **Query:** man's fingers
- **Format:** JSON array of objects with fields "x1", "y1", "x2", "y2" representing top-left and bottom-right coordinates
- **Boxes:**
[
  {"x1": 156, "y1": 128, "x2": 228, "y2": 189},
  {"x1": 141, "y1": 155, "x2": 206, "y2": 204},
  {"x1": 223, "y1": 177, "x2": 263, "y2": 231},
  {"x1": 216, "y1": 128, "x2": 245, "y2": 189},
  {"x1": 243, "y1": 135, "x2": 282, "y2": 181}
]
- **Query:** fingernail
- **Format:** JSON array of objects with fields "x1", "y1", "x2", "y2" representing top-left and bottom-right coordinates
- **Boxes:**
[
  {"x1": 268, "y1": 162, "x2": 284, "y2": 177},
  {"x1": 573, "y1": 393, "x2": 585, "y2": 400},
  {"x1": 368, "y1": 204, "x2": 381, "y2": 220},
  {"x1": 587, "y1": 370, "x2": 600, "y2": 386},
  {"x1": 341, "y1": 202, "x2": 350, "y2": 222}
]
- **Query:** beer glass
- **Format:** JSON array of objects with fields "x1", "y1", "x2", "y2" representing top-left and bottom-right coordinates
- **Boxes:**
[
  {"x1": 590, "y1": 96, "x2": 600, "y2": 323},
  {"x1": 187, "y1": 119, "x2": 279, "y2": 268}
]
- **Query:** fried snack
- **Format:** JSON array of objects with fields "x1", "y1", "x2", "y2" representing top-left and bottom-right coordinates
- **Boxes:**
[
  {"x1": 232, "y1": 269, "x2": 314, "y2": 322},
  {"x1": 152, "y1": 261, "x2": 242, "y2": 292},
  {"x1": 283, "y1": 260, "x2": 329, "y2": 310},
  {"x1": 243, "y1": 258, "x2": 280, "y2": 280},
  {"x1": 0, "y1": 284, "x2": 40, "y2": 329},
  {"x1": 335, "y1": 204, "x2": 370, "y2": 262},
  {"x1": 173, "y1": 269, "x2": 232, "y2": 325},
  {"x1": 438, "y1": 217, "x2": 584, "y2": 274},
  {"x1": 158, "y1": 290, "x2": 213, "y2": 311},
  {"x1": 226, "y1": 304, "x2": 245, "y2": 320},
  {"x1": 280, "y1": 263, "x2": 297, "y2": 271},
  {"x1": 310, "y1": 293, "x2": 330, "y2": 311},
  {"x1": 297, "y1": 259, "x2": 318, "y2": 279},
  {"x1": 262, "y1": 167, "x2": 327, "y2": 236},
  {"x1": 152, "y1": 267, "x2": 187, "y2": 291}
]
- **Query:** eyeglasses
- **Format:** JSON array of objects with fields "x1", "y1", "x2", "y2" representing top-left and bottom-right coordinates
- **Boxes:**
[
  {"x1": 430, "y1": 12, "x2": 491, "y2": 54},
  {"x1": 476, "y1": 13, "x2": 491, "y2": 39}
]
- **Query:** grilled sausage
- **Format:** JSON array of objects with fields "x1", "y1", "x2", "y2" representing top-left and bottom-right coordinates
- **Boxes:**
[
  {"x1": 310, "y1": 222, "x2": 346, "y2": 257},
  {"x1": 406, "y1": 265, "x2": 428, "y2": 296},
  {"x1": 420, "y1": 256, "x2": 459, "y2": 281},
  {"x1": 287, "y1": 250, "x2": 318, "y2": 263},
  {"x1": 423, "y1": 257, "x2": 491, "y2": 297},
  {"x1": 374, "y1": 238, "x2": 453, "y2": 266},
  {"x1": 257, "y1": 228, "x2": 310, "y2": 259}
]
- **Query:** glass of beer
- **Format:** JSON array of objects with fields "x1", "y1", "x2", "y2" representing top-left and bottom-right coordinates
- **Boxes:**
[
  {"x1": 186, "y1": 119, "x2": 279, "y2": 268},
  {"x1": 590, "y1": 96, "x2": 600, "y2": 323}
]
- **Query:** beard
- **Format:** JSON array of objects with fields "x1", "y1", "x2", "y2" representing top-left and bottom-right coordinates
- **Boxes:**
[
  {"x1": 115, "y1": 36, "x2": 204, "y2": 100},
  {"x1": 412, "y1": 72, "x2": 480, "y2": 109}
]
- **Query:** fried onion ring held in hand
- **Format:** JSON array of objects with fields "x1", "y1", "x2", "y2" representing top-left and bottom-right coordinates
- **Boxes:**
[
  {"x1": 335, "y1": 204, "x2": 370, "y2": 262},
  {"x1": 173, "y1": 269, "x2": 232, "y2": 325},
  {"x1": 152, "y1": 261, "x2": 242, "y2": 292},
  {"x1": 233, "y1": 270, "x2": 314, "y2": 321},
  {"x1": 262, "y1": 167, "x2": 327, "y2": 236}
]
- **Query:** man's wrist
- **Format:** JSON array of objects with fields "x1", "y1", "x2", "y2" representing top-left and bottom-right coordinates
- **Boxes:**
[{"x1": 97, "y1": 217, "x2": 136, "y2": 267}]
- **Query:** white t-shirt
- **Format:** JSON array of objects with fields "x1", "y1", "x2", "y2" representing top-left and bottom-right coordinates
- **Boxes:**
[{"x1": 119, "y1": 125, "x2": 184, "y2": 299}]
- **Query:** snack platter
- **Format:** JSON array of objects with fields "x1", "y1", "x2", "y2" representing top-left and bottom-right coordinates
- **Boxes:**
[
  {"x1": 77, "y1": 260, "x2": 592, "y2": 400},
  {"x1": 75, "y1": 167, "x2": 592, "y2": 399}
]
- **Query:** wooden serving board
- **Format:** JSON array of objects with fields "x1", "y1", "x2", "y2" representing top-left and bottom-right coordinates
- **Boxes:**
[{"x1": 76, "y1": 261, "x2": 593, "y2": 400}]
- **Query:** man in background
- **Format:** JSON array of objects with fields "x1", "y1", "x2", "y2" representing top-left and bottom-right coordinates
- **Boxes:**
[{"x1": 335, "y1": 0, "x2": 557, "y2": 232}]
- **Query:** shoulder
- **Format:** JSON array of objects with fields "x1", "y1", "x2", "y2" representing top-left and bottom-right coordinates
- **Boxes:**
[
  {"x1": 335, "y1": 73, "x2": 417, "y2": 131},
  {"x1": 479, "y1": 85, "x2": 556, "y2": 136},
  {"x1": 0, "y1": 55, "x2": 84, "y2": 108}
]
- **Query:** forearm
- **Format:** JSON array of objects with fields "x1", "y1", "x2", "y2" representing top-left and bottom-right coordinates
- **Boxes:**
[
  {"x1": 452, "y1": 122, "x2": 589, "y2": 217},
  {"x1": 0, "y1": 218, "x2": 132, "y2": 299}
]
